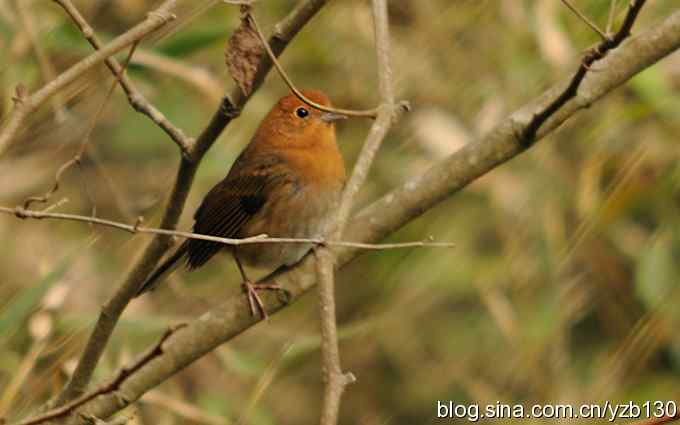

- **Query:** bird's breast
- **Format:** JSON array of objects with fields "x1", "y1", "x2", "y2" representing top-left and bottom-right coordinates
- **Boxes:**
[{"x1": 235, "y1": 179, "x2": 342, "y2": 269}]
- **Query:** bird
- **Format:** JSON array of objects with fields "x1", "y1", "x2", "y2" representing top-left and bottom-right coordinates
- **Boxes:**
[{"x1": 136, "y1": 90, "x2": 347, "y2": 319}]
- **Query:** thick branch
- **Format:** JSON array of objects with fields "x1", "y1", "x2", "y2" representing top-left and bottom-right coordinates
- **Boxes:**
[
  {"x1": 43, "y1": 8, "x2": 680, "y2": 424},
  {"x1": 0, "y1": 0, "x2": 177, "y2": 156},
  {"x1": 53, "y1": 0, "x2": 331, "y2": 407}
]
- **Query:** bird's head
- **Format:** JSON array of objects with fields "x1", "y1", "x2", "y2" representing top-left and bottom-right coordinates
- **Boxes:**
[{"x1": 253, "y1": 90, "x2": 346, "y2": 150}]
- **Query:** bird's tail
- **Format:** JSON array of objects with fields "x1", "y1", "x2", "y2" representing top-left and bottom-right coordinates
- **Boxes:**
[{"x1": 135, "y1": 243, "x2": 188, "y2": 297}]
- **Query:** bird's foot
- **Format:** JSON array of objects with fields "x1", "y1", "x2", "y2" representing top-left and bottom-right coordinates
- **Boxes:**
[{"x1": 241, "y1": 281, "x2": 288, "y2": 320}]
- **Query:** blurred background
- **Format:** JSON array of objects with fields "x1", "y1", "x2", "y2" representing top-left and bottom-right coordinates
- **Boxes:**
[{"x1": 1, "y1": 0, "x2": 680, "y2": 424}]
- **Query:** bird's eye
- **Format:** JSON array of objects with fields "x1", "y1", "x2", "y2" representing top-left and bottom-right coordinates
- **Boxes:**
[{"x1": 295, "y1": 107, "x2": 309, "y2": 118}]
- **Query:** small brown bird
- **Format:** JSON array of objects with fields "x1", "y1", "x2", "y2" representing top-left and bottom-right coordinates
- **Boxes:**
[{"x1": 136, "y1": 90, "x2": 346, "y2": 318}]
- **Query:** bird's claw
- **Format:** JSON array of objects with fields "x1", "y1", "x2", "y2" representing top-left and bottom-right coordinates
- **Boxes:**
[{"x1": 241, "y1": 281, "x2": 287, "y2": 320}]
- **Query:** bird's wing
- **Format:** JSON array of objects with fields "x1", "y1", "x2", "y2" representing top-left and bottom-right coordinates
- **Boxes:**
[{"x1": 185, "y1": 153, "x2": 292, "y2": 269}]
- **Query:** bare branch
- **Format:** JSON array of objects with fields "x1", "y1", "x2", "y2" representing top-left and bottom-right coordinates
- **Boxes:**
[
  {"x1": 51, "y1": 0, "x2": 192, "y2": 156},
  {"x1": 522, "y1": 0, "x2": 647, "y2": 148},
  {"x1": 22, "y1": 43, "x2": 140, "y2": 212},
  {"x1": 0, "y1": 205, "x2": 454, "y2": 250},
  {"x1": 0, "y1": 0, "x2": 178, "y2": 157},
  {"x1": 22, "y1": 159, "x2": 78, "y2": 210},
  {"x1": 314, "y1": 248, "x2": 356, "y2": 425}
]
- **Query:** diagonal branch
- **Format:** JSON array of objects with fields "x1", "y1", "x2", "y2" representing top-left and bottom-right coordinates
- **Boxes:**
[
  {"x1": 51, "y1": 0, "x2": 193, "y2": 156},
  {"x1": 522, "y1": 0, "x2": 647, "y2": 148},
  {"x1": 0, "y1": 0, "x2": 178, "y2": 157},
  {"x1": 39, "y1": 6, "x2": 680, "y2": 424}
]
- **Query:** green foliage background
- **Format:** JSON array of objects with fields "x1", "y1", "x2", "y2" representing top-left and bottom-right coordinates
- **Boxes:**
[{"x1": 1, "y1": 1, "x2": 680, "y2": 424}]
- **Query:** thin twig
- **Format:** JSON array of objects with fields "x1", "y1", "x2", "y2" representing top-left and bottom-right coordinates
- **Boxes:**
[
  {"x1": 314, "y1": 248, "x2": 356, "y2": 425},
  {"x1": 22, "y1": 159, "x2": 78, "y2": 210},
  {"x1": 315, "y1": 0, "x2": 397, "y2": 423},
  {"x1": 52, "y1": 0, "x2": 192, "y2": 156},
  {"x1": 41, "y1": 197, "x2": 69, "y2": 213},
  {"x1": 522, "y1": 0, "x2": 647, "y2": 147},
  {"x1": 246, "y1": 12, "x2": 379, "y2": 119},
  {"x1": 13, "y1": 325, "x2": 184, "y2": 425},
  {"x1": 23, "y1": 42, "x2": 140, "y2": 212},
  {"x1": 0, "y1": 205, "x2": 453, "y2": 251},
  {"x1": 559, "y1": 0, "x2": 610, "y2": 41},
  {"x1": 0, "y1": 0, "x2": 178, "y2": 157}
]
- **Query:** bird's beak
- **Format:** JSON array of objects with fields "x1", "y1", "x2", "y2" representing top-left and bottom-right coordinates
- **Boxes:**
[{"x1": 321, "y1": 112, "x2": 347, "y2": 123}]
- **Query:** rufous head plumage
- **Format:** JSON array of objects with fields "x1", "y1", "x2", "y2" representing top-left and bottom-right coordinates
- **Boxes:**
[{"x1": 252, "y1": 90, "x2": 345, "y2": 150}]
